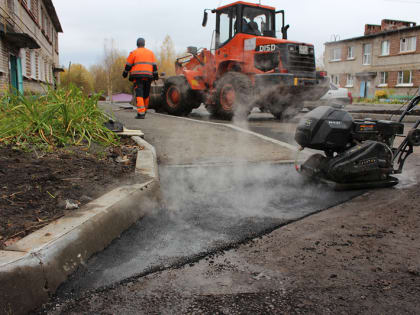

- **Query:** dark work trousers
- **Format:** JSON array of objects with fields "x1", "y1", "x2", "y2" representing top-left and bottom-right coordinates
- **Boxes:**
[{"x1": 134, "y1": 78, "x2": 152, "y2": 115}]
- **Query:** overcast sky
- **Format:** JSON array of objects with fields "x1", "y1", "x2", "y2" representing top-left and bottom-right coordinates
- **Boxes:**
[{"x1": 53, "y1": 0, "x2": 420, "y2": 68}]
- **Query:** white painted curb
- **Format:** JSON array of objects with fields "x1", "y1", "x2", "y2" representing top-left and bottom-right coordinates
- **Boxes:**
[{"x1": 0, "y1": 137, "x2": 160, "y2": 315}]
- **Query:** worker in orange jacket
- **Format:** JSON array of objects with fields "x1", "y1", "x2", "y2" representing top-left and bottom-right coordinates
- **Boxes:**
[{"x1": 123, "y1": 38, "x2": 158, "y2": 119}]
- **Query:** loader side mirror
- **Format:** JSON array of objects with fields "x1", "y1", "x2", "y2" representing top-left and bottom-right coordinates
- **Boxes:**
[
  {"x1": 187, "y1": 46, "x2": 198, "y2": 55},
  {"x1": 282, "y1": 24, "x2": 290, "y2": 40},
  {"x1": 202, "y1": 11, "x2": 208, "y2": 27}
]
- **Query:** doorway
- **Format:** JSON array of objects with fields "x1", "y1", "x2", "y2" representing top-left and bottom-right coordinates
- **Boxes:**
[
  {"x1": 9, "y1": 54, "x2": 23, "y2": 94},
  {"x1": 359, "y1": 80, "x2": 371, "y2": 98}
]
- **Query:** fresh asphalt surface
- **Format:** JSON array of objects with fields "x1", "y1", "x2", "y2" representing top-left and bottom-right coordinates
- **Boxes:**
[{"x1": 54, "y1": 104, "x2": 363, "y2": 300}]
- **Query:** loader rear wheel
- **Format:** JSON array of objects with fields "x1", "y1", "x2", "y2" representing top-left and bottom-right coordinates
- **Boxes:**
[
  {"x1": 215, "y1": 72, "x2": 252, "y2": 120},
  {"x1": 162, "y1": 76, "x2": 194, "y2": 116},
  {"x1": 270, "y1": 103, "x2": 303, "y2": 121}
]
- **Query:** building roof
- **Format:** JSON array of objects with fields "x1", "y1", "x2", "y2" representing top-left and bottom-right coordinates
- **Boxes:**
[
  {"x1": 325, "y1": 24, "x2": 420, "y2": 45},
  {"x1": 43, "y1": 0, "x2": 63, "y2": 33}
]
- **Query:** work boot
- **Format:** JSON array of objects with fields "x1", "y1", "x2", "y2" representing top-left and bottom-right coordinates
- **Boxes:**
[{"x1": 135, "y1": 113, "x2": 145, "y2": 119}]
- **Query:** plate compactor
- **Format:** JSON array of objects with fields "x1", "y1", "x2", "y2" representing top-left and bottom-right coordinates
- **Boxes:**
[{"x1": 295, "y1": 95, "x2": 420, "y2": 190}]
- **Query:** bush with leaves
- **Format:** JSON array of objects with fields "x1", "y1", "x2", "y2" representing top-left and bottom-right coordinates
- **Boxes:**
[{"x1": 0, "y1": 85, "x2": 119, "y2": 150}]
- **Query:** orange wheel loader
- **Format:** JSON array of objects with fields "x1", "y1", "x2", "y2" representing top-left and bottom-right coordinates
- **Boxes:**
[{"x1": 149, "y1": 1, "x2": 329, "y2": 121}]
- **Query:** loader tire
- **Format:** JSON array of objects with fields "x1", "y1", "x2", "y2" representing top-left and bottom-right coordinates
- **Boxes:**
[
  {"x1": 215, "y1": 72, "x2": 252, "y2": 121},
  {"x1": 162, "y1": 76, "x2": 195, "y2": 116},
  {"x1": 270, "y1": 103, "x2": 303, "y2": 121}
]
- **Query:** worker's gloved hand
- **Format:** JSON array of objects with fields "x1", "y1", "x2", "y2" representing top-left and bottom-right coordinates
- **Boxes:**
[
  {"x1": 122, "y1": 71, "x2": 128, "y2": 78},
  {"x1": 153, "y1": 72, "x2": 159, "y2": 81}
]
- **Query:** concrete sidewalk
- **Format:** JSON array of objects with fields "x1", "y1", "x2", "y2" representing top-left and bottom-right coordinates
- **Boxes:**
[{"x1": 103, "y1": 102, "x2": 300, "y2": 166}]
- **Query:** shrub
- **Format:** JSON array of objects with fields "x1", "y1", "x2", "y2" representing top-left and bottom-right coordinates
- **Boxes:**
[
  {"x1": 375, "y1": 90, "x2": 388, "y2": 99},
  {"x1": 0, "y1": 85, "x2": 119, "y2": 149}
]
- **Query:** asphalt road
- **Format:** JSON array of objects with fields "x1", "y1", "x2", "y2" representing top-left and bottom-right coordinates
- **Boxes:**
[
  {"x1": 41, "y1": 103, "x2": 418, "y2": 314},
  {"x1": 44, "y1": 104, "x2": 363, "y2": 308}
]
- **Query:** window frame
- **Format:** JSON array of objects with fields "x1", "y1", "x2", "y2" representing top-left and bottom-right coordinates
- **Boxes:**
[
  {"x1": 397, "y1": 70, "x2": 413, "y2": 86},
  {"x1": 345, "y1": 74, "x2": 354, "y2": 87},
  {"x1": 379, "y1": 72, "x2": 388, "y2": 86},
  {"x1": 347, "y1": 46, "x2": 354, "y2": 60},
  {"x1": 400, "y1": 36, "x2": 417, "y2": 52},
  {"x1": 362, "y1": 43, "x2": 372, "y2": 65},
  {"x1": 381, "y1": 40, "x2": 390, "y2": 56},
  {"x1": 30, "y1": 50, "x2": 36, "y2": 80},
  {"x1": 330, "y1": 47, "x2": 341, "y2": 61},
  {"x1": 331, "y1": 74, "x2": 340, "y2": 86}
]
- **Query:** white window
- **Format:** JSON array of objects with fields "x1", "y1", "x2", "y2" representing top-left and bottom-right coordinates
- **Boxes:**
[
  {"x1": 331, "y1": 74, "x2": 339, "y2": 86},
  {"x1": 400, "y1": 36, "x2": 416, "y2": 52},
  {"x1": 39, "y1": 56, "x2": 44, "y2": 81},
  {"x1": 347, "y1": 46, "x2": 354, "y2": 59},
  {"x1": 379, "y1": 72, "x2": 388, "y2": 86},
  {"x1": 0, "y1": 40, "x2": 4, "y2": 73},
  {"x1": 346, "y1": 74, "x2": 354, "y2": 87},
  {"x1": 40, "y1": 58, "x2": 44, "y2": 82},
  {"x1": 362, "y1": 43, "x2": 372, "y2": 65},
  {"x1": 397, "y1": 70, "x2": 413, "y2": 85},
  {"x1": 27, "y1": 0, "x2": 31, "y2": 10},
  {"x1": 20, "y1": 49, "x2": 27, "y2": 77},
  {"x1": 381, "y1": 40, "x2": 390, "y2": 56},
  {"x1": 30, "y1": 50, "x2": 36, "y2": 79},
  {"x1": 331, "y1": 47, "x2": 341, "y2": 61}
]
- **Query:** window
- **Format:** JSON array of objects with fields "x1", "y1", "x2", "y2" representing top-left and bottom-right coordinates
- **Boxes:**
[
  {"x1": 362, "y1": 43, "x2": 372, "y2": 65},
  {"x1": 20, "y1": 49, "x2": 27, "y2": 77},
  {"x1": 397, "y1": 70, "x2": 412, "y2": 85},
  {"x1": 27, "y1": 0, "x2": 32, "y2": 10},
  {"x1": 7, "y1": 0, "x2": 14, "y2": 12},
  {"x1": 381, "y1": 40, "x2": 390, "y2": 56},
  {"x1": 379, "y1": 72, "x2": 388, "y2": 86},
  {"x1": 400, "y1": 36, "x2": 416, "y2": 52},
  {"x1": 0, "y1": 40, "x2": 4, "y2": 72},
  {"x1": 331, "y1": 74, "x2": 339, "y2": 86},
  {"x1": 347, "y1": 46, "x2": 354, "y2": 59},
  {"x1": 331, "y1": 47, "x2": 341, "y2": 61},
  {"x1": 346, "y1": 74, "x2": 354, "y2": 87},
  {"x1": 30, "y1": 50, "x2": 36, "y2": 79},
  {"x1": 242, "y1": 6, "x2": 273, "y2": 36}
]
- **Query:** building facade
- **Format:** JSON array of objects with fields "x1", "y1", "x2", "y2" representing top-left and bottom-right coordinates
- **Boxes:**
[
  {"x1": 324, "y1": 19, "x2": 420, "y2": 98},
  {"x1": 0, "y1": 0, "x2": 62, "y2": 94}
]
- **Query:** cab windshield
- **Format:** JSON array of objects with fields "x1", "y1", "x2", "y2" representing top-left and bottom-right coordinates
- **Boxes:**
[{"x1": 241, "y1": 6, "x2": 275, "y2": 37}]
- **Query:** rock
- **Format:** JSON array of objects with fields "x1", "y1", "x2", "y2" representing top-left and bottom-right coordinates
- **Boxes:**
[
  {"x1": 64, "y1": 199, "x2": 79, "y2": 210},
  {"x1": 116, "y1": 156, "x2": 130, "y2": 163}
]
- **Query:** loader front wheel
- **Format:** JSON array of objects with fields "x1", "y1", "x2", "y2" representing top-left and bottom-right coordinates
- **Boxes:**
[
  {"x1": 162, "y1": 76, "x2": 194, "y2": 116},
  {"x1": 215, "y1": 72, "x2": 252, "y2": 120}
]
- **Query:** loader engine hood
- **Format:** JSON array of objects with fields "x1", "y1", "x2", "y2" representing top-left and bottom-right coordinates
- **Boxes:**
[{"x1": 249, "y1": 37, "x2": 316, "y2": 76}]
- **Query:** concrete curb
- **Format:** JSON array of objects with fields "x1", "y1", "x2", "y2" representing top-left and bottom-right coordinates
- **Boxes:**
[{"x1": 0, "y1": 137, "x2": 160, "y2": 314}]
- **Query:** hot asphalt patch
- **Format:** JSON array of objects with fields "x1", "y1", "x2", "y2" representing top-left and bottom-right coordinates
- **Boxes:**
[{"x1": 56, "y1": 163, "x2": 362, "y2": 298}]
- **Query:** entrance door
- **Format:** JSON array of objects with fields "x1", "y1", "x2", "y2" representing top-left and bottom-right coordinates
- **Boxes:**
[
  {"x1": 359, "y1": 80, "x2": 370, "y2": 98},
  {"x1": 9, "y1": 55, "x2": 18, "y2": 93}
]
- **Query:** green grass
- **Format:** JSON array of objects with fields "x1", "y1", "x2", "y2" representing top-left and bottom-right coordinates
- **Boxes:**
[
  {"x1": 0, "y1": 85, "x2": 119, "y2": 150},
  {"x1": 355, "y1": 97, "x2": 407, "y2": 105}
]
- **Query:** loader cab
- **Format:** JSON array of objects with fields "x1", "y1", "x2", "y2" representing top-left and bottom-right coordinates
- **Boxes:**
[{"x1": 214, "y1": 2, "x2": 276, "y2": 49}]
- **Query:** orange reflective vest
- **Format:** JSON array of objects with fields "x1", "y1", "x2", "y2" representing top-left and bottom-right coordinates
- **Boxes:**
[{"x1": 125, "y1": 47, "x2": 157, "y2": 80}]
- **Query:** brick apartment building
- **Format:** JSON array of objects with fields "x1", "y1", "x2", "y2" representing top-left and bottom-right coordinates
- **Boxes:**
[
  {"x1": 324, "y1": 19, "x2": 420, "y2": 98},
  {"x1": 0, "y1": 0, "x2": 62, "y2": 94}
]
